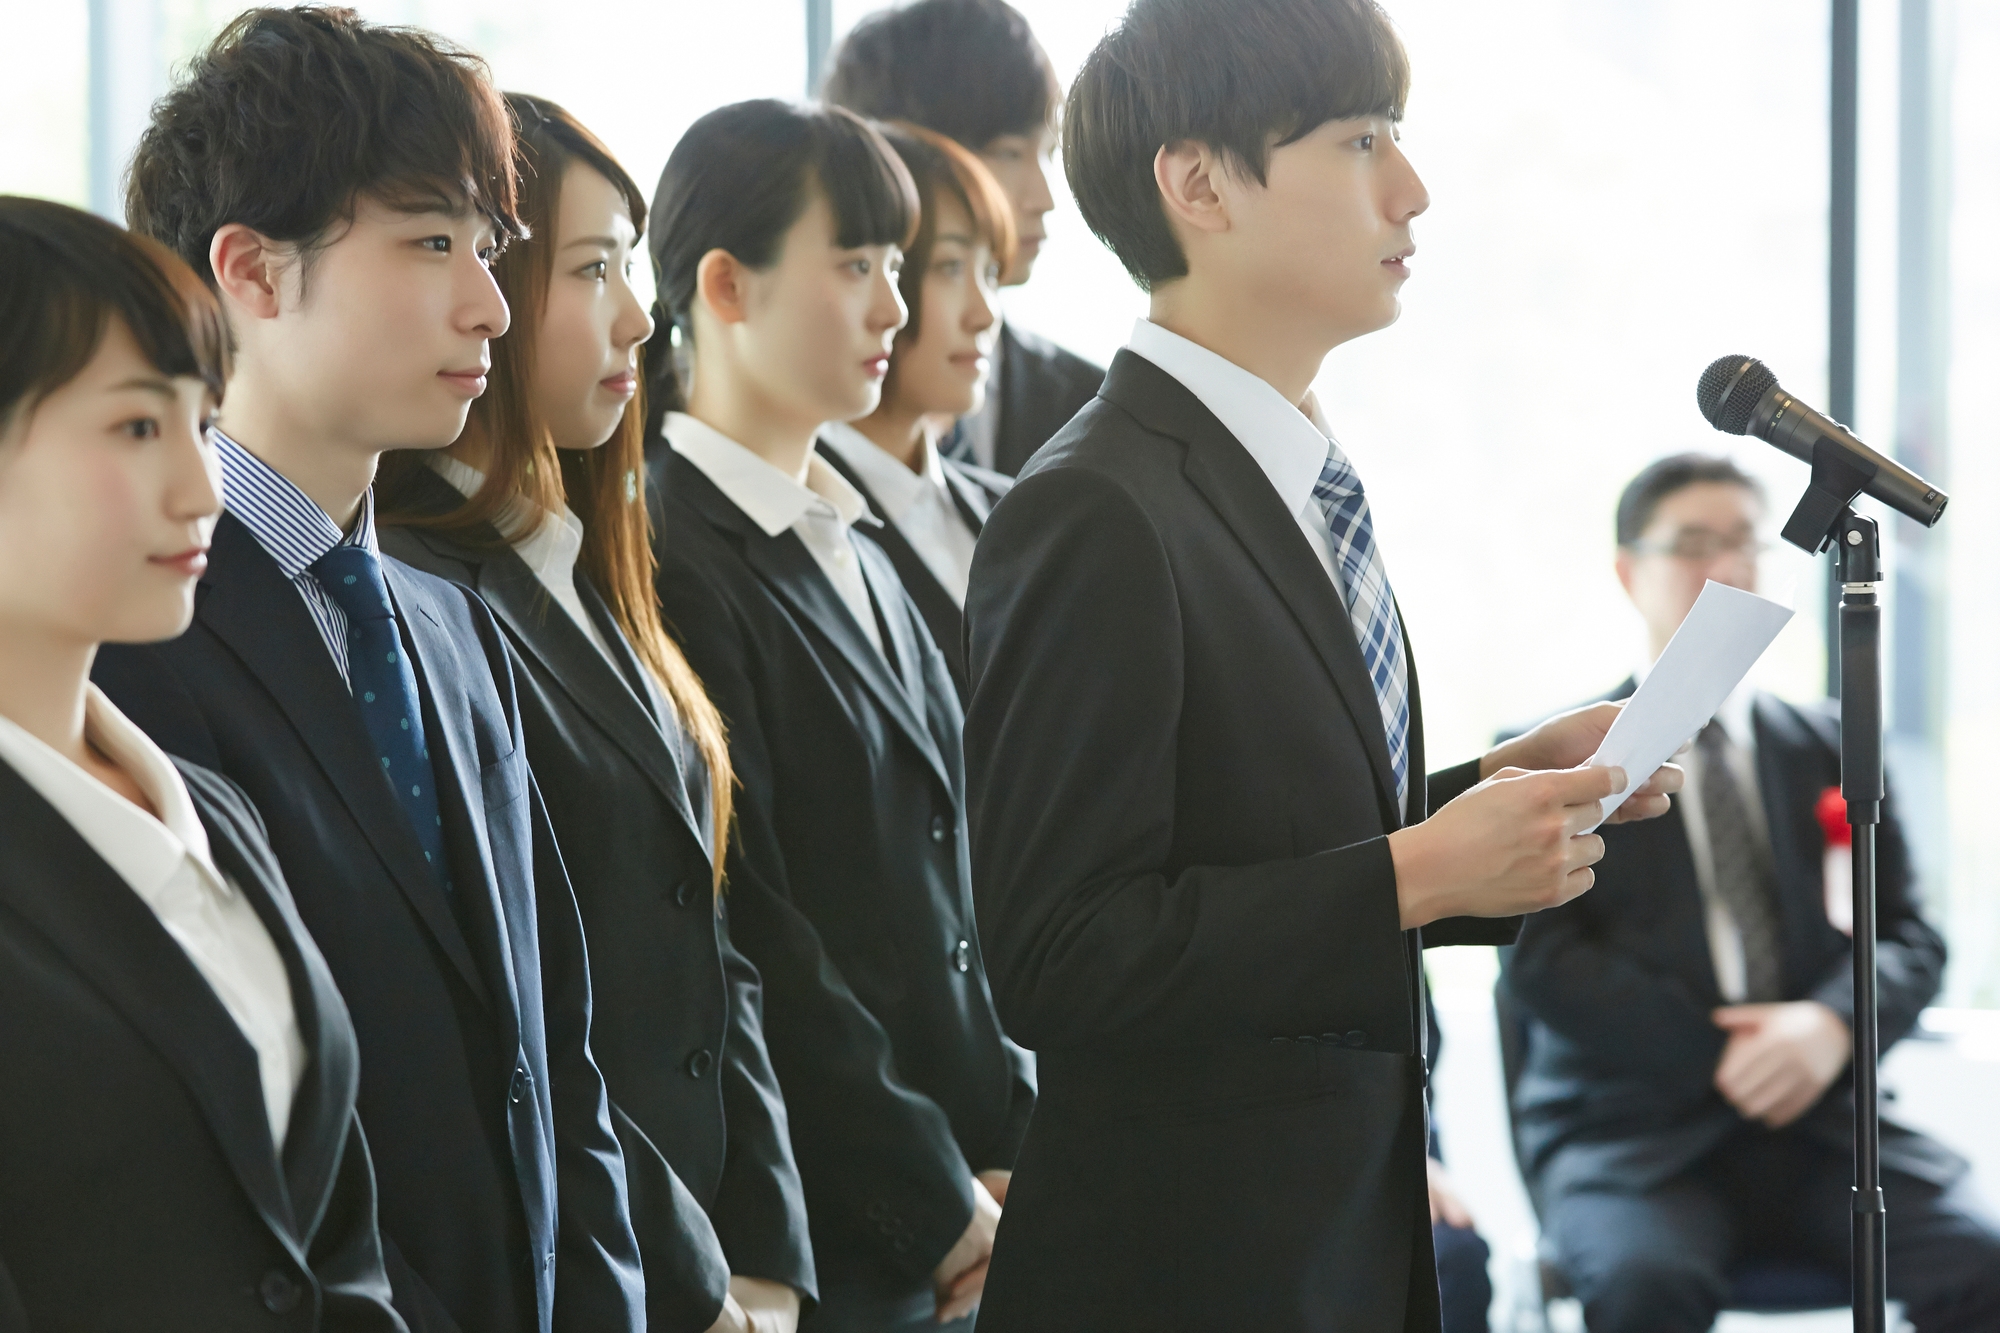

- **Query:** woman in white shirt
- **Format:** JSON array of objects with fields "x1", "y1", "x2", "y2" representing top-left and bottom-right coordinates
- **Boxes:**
[
  {"x1": 815, "y1": 122, "x2": 1019, "y2": 705},
  {"x1": 0, "y1": 196, "x2": 402, "y2": 1332}
]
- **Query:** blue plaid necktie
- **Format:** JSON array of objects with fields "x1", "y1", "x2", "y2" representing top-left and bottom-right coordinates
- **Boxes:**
[
  {"x1": 310, "y1": 546, "x2": 451, "y2": 889},
  {"x1": 1312, "y1": 443, "x2": 1411, "y2": 811}
]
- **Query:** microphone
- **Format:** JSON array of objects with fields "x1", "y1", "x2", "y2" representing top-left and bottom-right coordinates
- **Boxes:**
[{"x1": 1695, "y1": 356, "x2": 1947, "y2": 529}]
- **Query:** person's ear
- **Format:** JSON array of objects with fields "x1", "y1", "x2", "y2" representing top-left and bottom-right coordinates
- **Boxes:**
[
  {"x1": 209, "y1": 224, "x2": 286, "y2": 323},
  {"x1": 695, "y1": 248, "x2": 751, "y2": 327},
  {"x1": 1153, "y1": 141, "x2": 1232, "y2": 239},
  {"x1": 1614, "y1": 547, "x2": 1638, "y2": 599}
]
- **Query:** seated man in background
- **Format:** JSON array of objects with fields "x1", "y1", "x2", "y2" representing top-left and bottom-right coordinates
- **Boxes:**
[
  {"x1": 824, "y1": 0, "x2": 1103, "y2": 475},
  {"x1": 1507, "y1": 453, "x2": 2000, "y2": 1332}
]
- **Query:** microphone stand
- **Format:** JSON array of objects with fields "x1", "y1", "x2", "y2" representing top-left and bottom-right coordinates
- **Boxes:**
[{"x1": 1778, "y1": 453, "x2": 1888, "y2": 1333}]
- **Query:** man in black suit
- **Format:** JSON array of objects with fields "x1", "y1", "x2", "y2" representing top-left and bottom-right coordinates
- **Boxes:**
[
  {"x1": 1507, "y1": 453, "x2": 2000, "y2": 1332},
  {"x1": 962, "y1": 3, "x2": 1681, "y2": 1328},
  {"x1": 825, "y1": 0, "x2": 1105, "y2": 475},
  {"x1": 95, "y1": 12, "x2": 643, "y2": 1332}
]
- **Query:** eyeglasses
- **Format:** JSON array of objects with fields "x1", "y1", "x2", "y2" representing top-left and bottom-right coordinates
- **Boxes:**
[{"x1": 1626, "y1": 528, "x2": 1770, "y2": 563}]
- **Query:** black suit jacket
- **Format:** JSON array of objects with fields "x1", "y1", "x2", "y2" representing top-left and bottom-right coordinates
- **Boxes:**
[
  {"x1": 817, "y1": 440, "x2": 1010, "y2": 704},
  {"x1": 962, "y1": 350, "x2": 1515, "y2": 1333},
  {"x1": 1507, "y1": 685, "x2": 1961, "y2": 1205},
  {"x1": 645, "y1": 442, "x2": 1035, "y2": 1301},
  {"x1": 0, "y1": 754, "x2": 402, "y2": 1332},
  {"x1": 93, "y1": 513, "x2": 643, "y2": 1333},
  {"x1": 382, "y1": 483, "x2": 814, "y2": 1331},
  {"x1": 972, "y1": 322, "x2": 1104, "y2": 478}
]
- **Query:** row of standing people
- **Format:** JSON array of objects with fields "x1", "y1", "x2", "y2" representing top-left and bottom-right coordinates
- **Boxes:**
[{"x1": 0, "y1": 2, "x2": 1101, "y2": 1331}]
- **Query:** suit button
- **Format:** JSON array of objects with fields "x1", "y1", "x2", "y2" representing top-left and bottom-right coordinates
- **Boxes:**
[
  {"x1": 686, "y1": 1048, "x2": 714, "y2": 1079},
  {"x1": 953, "y1": 939, "x2": 971, "y2": 973},
  {"x1": 510, "y1": 1066, "x2": 530, "y2": 1104},
  {"x1": 930, "y1": 815, "x2": 949, "y2": 843},
  {"x1": 673, "y1": 877, "x2": 699, "y2": 908},
  {"x1": 1345, "y1": 1030, "x2": 1368, "y2": 1048},
  {"x1": 259, "y1": 1270, "x2": 302, "y2": 1313}
]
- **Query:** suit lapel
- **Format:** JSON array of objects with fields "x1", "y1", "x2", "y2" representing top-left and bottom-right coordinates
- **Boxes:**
[
  {"x1": 199, "y1": 515, "x2": 488, "y2": 1005},
  {"x1": 940, "y1": 463, "x2": 994, "y2": 535},
  {"x1": 387, "y1": 565, "x2": 519, "y2": 1022},
  {"x1": 0, "y1": 762, "x2": 301, "y2": 1250},
  {"x1": 673, "y1": 453, "x2": 953, "y2": 792},
  {"x1": 1102, "y1": 352, "x2": 1401, "y2": 813},
  {"x1": 183, "y1": 761, "x2": 354, "y2": 1238},
  {"x1": 454, "y1": 527, "x2": 707, "y2": 853},
  {"x1": 857, "y1": 533, "x2": 928, "y2": 717}
]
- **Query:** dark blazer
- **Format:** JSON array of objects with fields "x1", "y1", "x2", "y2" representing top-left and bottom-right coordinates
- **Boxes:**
[
  {"x1": 93, "y1": 513, "x2": 644, "y2": 1333},
  {"x1": 950, "y1": 322, "x2": 1103, "y2": 478},
  {"x1": 817, "y1": 440, "x2": 1010, "y2": 704},
  {"x1": 0, "y1": 753, "x2": 402, "y2": 1332},
  {"x1": 645, "y1": 442, "x2": 1035, "y2": 1304},
  {"x1": 381, "y1": 477, "x2": 814, "y2": 1331},
  {"x1": 962, "y1": 349, "x2": 1516, "y2": 1333},
  {"x1": 1506, "y1": 684, "x2": 1961, "y2": 1205}
]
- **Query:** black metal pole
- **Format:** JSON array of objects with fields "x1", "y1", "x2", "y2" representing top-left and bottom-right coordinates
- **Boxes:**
[
  {"x1": 1827, "y1": 0, "x2": 1860, "y2": 696},
  {"x1": 1837, "y1": 513, "x2": 1887, "y2": 1333}
]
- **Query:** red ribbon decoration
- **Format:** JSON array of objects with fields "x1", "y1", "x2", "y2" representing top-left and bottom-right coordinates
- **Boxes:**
[{"x1": 1816, "y1": 785, "x2": 1851, "y2": 847}]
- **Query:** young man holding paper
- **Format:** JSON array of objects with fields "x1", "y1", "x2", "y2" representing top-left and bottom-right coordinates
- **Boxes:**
[
  {"x1": 1505, "y1": 454, "x2": 2000, "y2": 1333},
  {"x1": 959, "y1": 0, "x2": 1682, "y2": 1328}
]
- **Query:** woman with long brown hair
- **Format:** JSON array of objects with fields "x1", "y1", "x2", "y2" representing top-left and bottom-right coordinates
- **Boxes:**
[{"x1": 376, "y1": 96, "x2": 810, "y2": 1333}]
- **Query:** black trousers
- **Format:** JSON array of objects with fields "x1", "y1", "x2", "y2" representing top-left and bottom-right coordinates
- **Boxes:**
[
  {"x1": 1546, "y1": 1126, "x2": 2000, "y2": 1333},
  {"x1": 1434, "y1": 1222, "x2": 1492, "y2": 1333}
]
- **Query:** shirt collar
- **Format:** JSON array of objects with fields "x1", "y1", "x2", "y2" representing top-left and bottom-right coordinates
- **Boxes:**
[
  {"x1": 1125, "y1": 318, "x2": 1333, "y2": 519},
  {"x1": 428, "y1": 454, "x2": 588, "y2": 592},
  {"x1": 0, "y1": 686, "x2": 225, "y2": 903},
  {"x1": 666, "y1": 411, "x2": 874, "y2": 538},
  {"x1": 817, "y1": 421, "x2": 952, "y2": 524},
  {"x1": 215, "y1": 429, "x2": 377, "y2": 578}
]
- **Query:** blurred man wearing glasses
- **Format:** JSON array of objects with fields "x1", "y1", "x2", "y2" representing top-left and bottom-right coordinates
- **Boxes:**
[{"x1": 1503, "y1": 453, "x2": 2000, "y2": 1333}]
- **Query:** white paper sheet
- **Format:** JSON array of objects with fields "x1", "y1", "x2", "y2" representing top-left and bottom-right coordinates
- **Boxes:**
[{"x1": 1587, "y1": 580, "x2": 1794, "y2": 828}]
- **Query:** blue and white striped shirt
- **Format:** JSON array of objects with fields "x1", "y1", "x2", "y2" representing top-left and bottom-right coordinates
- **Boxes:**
[{"x1": 215, "y1": 431, "x2": 379, "y2": 691}]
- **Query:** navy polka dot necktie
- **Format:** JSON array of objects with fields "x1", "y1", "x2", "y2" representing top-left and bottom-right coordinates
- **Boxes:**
[{"x1": 310, "y1": 545, "x2": 451, "y2": 891}]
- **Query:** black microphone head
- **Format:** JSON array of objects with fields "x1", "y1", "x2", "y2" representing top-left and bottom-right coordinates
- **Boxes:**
[{"x1": 1696, "y1": 355, "x2": 1777, "y2": 435}]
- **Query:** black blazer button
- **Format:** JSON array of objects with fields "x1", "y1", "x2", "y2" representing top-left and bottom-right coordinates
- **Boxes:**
[
  {"x1": 686, "y1": 1048, "x2": 715, "y2": 1079},
  {"x1": 673, "y1": 877, "x2": 699, "y2": 909},
  {"x1": 953, "y1": 939, "x2": 971, "y2": 973},
  {"x1": 1345, "y1": 1030, "x2": 1368, "y2": 1048},
  {"x1": 510, "y1": 1066, "x2": 530, "y2": 1104},
  {"x1": 259, "y1": 1270, "x2": 302, "y2": 1313},
  {"x1": 930, "y1": 814, "x2": 949, "y2": 843}
]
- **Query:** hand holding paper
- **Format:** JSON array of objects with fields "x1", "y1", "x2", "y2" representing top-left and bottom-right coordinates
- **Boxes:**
[{"x1": 1586, "y1": 580, "x2": 1794, "y2": 828}]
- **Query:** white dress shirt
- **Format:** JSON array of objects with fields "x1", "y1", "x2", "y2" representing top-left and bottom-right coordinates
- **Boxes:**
[
  {"x1": 1646, "y1": 667, "x2": 1771, "y2": 1004},
  {"x1": 215, "y1": 430, "x2": 380, "y2": 690},
  {"x1": 667, "y1": 411, "x2": 887, "y2": 656},
  {"x1": 428, "y1": 455, "x2": 621, "y2": 667},
  {"x1": 1125, "y1": 319, "x2": 1350, "y2": 589},
  {"x1": 818, "y1": 421, "x2": 980, "y2": 607},
  {"x1": 0, "y1": 688, "x2": 306, "y2": 1149}
]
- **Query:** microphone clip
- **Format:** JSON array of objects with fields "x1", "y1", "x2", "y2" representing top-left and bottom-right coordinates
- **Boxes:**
[{"x1": 1780, "y1": 435, "x2": 1877, "y2": 555}]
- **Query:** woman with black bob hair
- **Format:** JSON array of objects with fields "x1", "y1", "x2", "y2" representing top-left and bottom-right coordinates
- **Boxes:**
[
  {"x1": 0, "y1": 197, "x2": 401, "y2": 1329},
  {"x1": 374, "y1": 93, "x2": 814, "y2": 1333},
  {"x1": 642, "y1": 100, "x2": 1035, "y2": 1332}
]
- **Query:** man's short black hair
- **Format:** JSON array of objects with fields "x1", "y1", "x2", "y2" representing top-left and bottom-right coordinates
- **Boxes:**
[
  {"x1": 127, "y1": 5, "x2": 521, "y2": 288},
  {"x1": 823, "y1": 0, "x2": 1060, "y2": 150},
  {"x1": 1065, "y1": 0, "x2": 1410, "y2": 291},
  {"x1": 1615, "y1": 453, "x2": 1766, "y2": 547}
]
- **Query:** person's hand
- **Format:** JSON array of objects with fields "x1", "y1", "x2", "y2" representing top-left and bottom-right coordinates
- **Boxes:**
[
  {"x1": 975, "y1": 1168, "x2": 1012, "y2": 1206},
  {"x1": 1713, "y1": 1001, "x2": 1852, "y2": 1128},
  {"x1": 728, "y1": 1276, "x2": 801, "y2": 1333},
  {"x1": 704, "y1": 1293, "x2": 750, "y2": 1333},
  {"x1": 1388, "y1": 765, "x2": 1620, "y2": 928},
  {"x1": 932, "y1": 1176, "x2": 1002, "y2": 1323},
  {"x1": 1483, "y1": 701, "x2": 1685, "y2": 823},
  {"x1": 1426, "y1": 1158, "x2": 1474, "y2": 1230}
]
